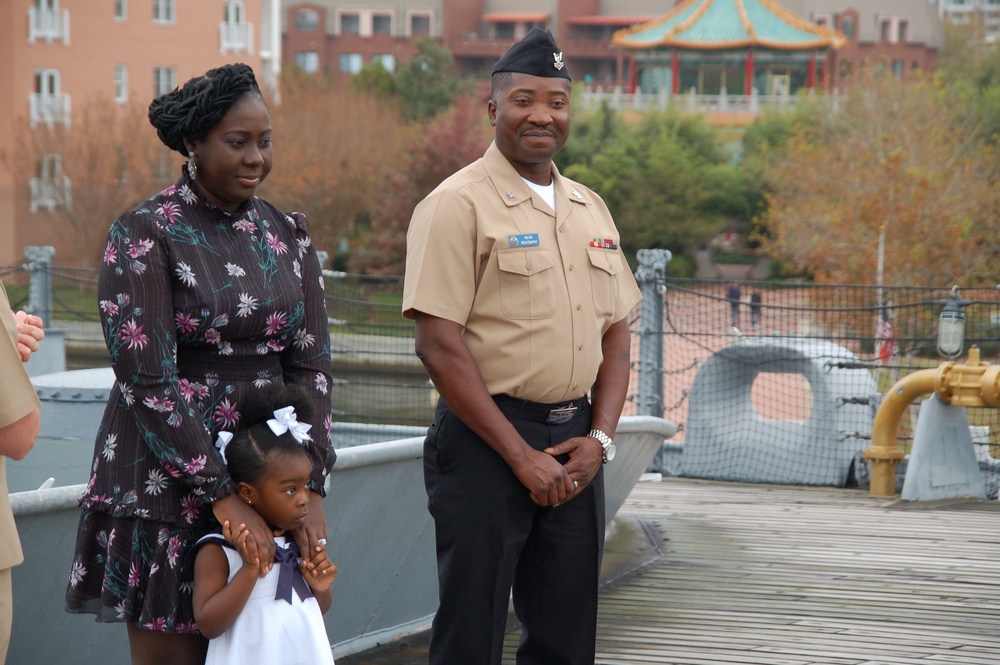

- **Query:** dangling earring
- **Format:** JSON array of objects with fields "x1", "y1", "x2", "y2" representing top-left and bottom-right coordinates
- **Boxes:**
[{"x1": 187, "y1": 151, "x2": 198, "y2": 180}]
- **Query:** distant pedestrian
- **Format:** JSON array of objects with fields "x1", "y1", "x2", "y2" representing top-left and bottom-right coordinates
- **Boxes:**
[
  {"x1": 750, "y1": 290, "x2": 762, "y2": 332},
  {"x1": 727, "y1": 282, "x2": 741, "y2": 328}
]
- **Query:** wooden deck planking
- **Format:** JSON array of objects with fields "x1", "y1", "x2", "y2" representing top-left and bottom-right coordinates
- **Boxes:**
[{"x1": 501, "y1": 478, "x2": 1000, "y2": 665}]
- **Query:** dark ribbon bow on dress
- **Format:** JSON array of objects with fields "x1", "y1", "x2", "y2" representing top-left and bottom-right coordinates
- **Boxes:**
[{"x1": 273, "y1": 540, "x2": 314, "y2": 604}]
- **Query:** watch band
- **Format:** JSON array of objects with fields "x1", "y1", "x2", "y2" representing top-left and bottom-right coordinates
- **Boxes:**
[{"x1": 588, "y1": 428, "x2": 615, "y2": 464}]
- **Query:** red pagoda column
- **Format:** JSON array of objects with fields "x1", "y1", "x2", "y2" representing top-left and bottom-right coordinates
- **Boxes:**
[
  {"x1": 745, "y1": 48, "x2": 754, "y2": 95},
  {"x1": 807, "y1": 50, "x2": 817, "y2": 89},
  {"x1": 671, "y1": 49, "x2": 679, "y2": 95}
]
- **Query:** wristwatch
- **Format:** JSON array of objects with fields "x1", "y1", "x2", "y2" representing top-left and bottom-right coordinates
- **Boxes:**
[{"x1": 589, "y1": 428, "x2": 616, "y2": 464}]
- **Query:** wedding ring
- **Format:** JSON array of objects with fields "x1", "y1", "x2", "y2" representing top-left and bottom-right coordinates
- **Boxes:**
[
  {"x1": 573, "y1": 481, "x2": 579, "y2": 489},
  {"x1": 317, "y1": 538, "x2": 328, "y2": 547}
]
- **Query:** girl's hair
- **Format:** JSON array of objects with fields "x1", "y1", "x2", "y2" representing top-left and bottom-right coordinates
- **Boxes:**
[
  {"x1": 148, "y1": 62, "x2": 263, "y2": 156},
  {"x1": 223, "y1": 384, "x2": 314, "y2": 485}
]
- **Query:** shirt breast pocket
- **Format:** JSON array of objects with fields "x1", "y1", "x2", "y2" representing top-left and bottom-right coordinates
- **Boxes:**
[
  {"x1": 496, "y1": 248, "x2": 558, "y2": 320},
  {"x1": 587, "y1": 248, "x2": 626, "y2": 317}
]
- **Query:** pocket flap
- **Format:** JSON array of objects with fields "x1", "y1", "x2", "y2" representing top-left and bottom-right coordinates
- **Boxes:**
[
  {"x1": 497, "y1": 249, "x2": 556, "y2": 277},
  {"x1": 587, "y1": 247, "x2": 625, "y2": 275}
]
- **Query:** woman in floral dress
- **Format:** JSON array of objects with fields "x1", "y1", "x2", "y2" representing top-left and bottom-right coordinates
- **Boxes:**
[{"x1": 65, "y1": 63, "x2": 336, "y2": 665}]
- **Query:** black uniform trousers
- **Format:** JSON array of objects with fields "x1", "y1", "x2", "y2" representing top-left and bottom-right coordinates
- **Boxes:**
[{"x1": 423, "y1": 395, "x2": 606, "y2": 665}]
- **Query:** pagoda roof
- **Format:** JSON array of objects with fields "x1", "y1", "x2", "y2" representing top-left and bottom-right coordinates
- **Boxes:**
[{"x1": 612, "y1": 0, "x2": 846, "y2": 51}]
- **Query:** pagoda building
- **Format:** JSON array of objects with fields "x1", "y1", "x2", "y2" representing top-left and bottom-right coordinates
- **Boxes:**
[{"x1": 612, "y1": 0, "x2": 845, "y2": 97}]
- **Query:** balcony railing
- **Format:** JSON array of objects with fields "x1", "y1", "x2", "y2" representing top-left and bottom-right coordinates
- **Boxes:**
[
  {"x1": 29, "y1": 93, "x2": 72, "y2": 128},
  {"x1": 28, "y1": 7, "x2": 70, "y2": 44},
  {"x1": 220, "y1": 21, "x2": 254, "y2": 54},
  {"x1": 578, "y1": 86, "x2": 842, "y2": 116},
  {"x1": 29, "y1": 177, "x2": 72, "y2": 213}
]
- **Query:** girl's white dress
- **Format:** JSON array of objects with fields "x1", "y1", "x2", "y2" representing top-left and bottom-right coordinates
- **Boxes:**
[{"x1": 203, "y1": 535, "x2": 335, "y2": 665}]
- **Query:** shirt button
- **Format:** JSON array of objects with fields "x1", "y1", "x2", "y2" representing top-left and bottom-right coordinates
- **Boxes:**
[
  {"x1": 578, "y1": 344, "x2": 583, "y2": 351},
  {"x1": 576, "y1": 304, "x2": 582, "y2": 310},
  {"x1": 568, "y1": 265, "x2": 574, "y2": 271}
]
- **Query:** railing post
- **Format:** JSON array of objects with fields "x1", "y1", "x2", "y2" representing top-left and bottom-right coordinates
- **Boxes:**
[
  {"x1": 23, "y1": 245, "x2": 65, "y2": 376},
  {"x1": 25, "y1": 246, "x2": 55, "y2": 327},
  {"x1": 634, "y1": 249, "x2": 672, "y2": 471}
]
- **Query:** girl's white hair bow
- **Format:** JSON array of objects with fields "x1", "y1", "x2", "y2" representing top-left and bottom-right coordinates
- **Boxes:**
[
  {"x1": 267, "y1": 406, "x2": 312, "y2": 443},
  {"x1": 215, "y1": 430, "x2": 233, "y2": 464}
]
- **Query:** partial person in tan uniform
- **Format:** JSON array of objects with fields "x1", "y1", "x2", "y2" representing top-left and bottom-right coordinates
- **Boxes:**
[
  {"x1": 402, "y1": 28, "x2": 642, "y2": 665},
  {"x1": 0, "y1": 282, "x2": 43, "y2": 664}
]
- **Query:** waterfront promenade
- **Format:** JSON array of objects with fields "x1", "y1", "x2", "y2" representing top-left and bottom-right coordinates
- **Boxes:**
[{"x1": 346, "y1": 477, "x2": 1000, "y2": 665}]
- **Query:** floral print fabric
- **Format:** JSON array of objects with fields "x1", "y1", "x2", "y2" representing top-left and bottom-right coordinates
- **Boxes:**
[{"x1": 66, "y1": 169, "x2": 335, "y2": 628}]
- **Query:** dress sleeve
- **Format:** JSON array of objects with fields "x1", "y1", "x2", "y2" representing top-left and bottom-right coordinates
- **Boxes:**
[
  {"x1": 281, "y1": 211, "x2": 336, "y2": 495},
  {"x1": 99, "y1": 210, "x2": 235, "y2": 502}
]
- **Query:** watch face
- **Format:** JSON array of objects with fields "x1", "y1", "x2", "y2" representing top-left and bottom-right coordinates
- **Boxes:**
[{"x1": 605, "y1": 442, "x2": 616, "y2": 462}]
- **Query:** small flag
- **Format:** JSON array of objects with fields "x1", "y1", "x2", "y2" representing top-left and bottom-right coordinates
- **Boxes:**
[{"x1": 875, "y1": 307, "x2": 895, "y2": 364}]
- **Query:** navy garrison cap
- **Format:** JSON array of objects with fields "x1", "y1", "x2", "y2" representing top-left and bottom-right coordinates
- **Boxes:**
[{"x1": 492, "y1": 28, "x2": 571, "y2": 80}]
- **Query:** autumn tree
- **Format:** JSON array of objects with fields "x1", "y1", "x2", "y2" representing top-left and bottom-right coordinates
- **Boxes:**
[
  {"x1": 351, "y1": 94, "x2": 492, "y2": 274},
  {"x1": 6, "y1": 96, "x2": 165, "y2": 268},
  {"x1": 260, "y1": 70, "x2": 416, "y2": 260},
  {"x1": 753, "y1": 67, "x2": 1000, "y2": 287}
]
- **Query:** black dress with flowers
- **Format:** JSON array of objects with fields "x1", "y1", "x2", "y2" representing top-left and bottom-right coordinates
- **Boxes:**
[{"x1": 65, "y1": 169, "x2": 335, "y2": 633}]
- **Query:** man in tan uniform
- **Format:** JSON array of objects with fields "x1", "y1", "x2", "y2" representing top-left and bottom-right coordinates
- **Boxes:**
[
  {"x1": 403, "y1": 28, "x2": 641, "y2": 665},
  {"x1": 0, "y1": 283, "x2": 42, "y2": 663}
]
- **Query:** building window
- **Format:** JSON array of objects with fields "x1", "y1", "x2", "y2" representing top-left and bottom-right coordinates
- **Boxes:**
[
  {"x1": 221, "y1": 0, "x2": 253, "y2": 54},
  {"x1": 30, "y1": 154, "x2": 71, "y2": 213},
  {"x1": 154, "y1": 66, "x2": 175, "y2": 97},
  {"x1": 295, "y1": 52, "x2": 320, "y2": 73},
  {"x1": 153, "y1": 0, "x2": 174, "y2": 24},
  {"x1": 372, "y1": 54, "x2": 395, "y2": 72},
  {"x1": 296, "y1": 8, "x2": 319, "y2": 31},
  {"x1": 28, "y1": 0, "x2": 70, "y2": 44},
  {"x1": 897, "y1": 20, "x2": 908, "y2": 43},
  {"x1": 892, "y1": 60, "x2": 904, "y2": 79},
  {"x1": 493, "y1": 22, "x2": 515, "y2": 39},
  {"x1": 115, "y1": 0, "x2": 126, "y2": 20},
  {"x1": 373, "y1": 13, "x2": 392, "y2": 35},
  {"x1": 340, "y1": 12, "x2": 360, "y2": 34},
  {"x1": 409, "y1": 13, "x2": 431, "y2": 37},
  {"x1": 339, "y1": 53, "x2": 363, "y2": 74},
  {"x1": 879, "y1": 18, "x2": 891, "y2": 42},
  {"x1": 31, "y1": 69, "x2": 69, "y2": 128},
  {"x1": 115, "y1": 64, "x2": 128, "y2": 103},
  {"x1": 839, "y1": 16, "x2": 855, "y2": 40}
]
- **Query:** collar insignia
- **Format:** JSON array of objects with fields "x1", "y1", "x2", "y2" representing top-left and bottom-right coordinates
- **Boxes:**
[{"x1": 506, "y1": 191, "x2": 517, "y2": 200}]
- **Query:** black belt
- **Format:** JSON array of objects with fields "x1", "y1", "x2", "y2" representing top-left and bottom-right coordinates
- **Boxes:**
[
  {"x1": 177, "y1": 349, "x2": 282, "y2": 379},
  {"x1": 493, "y1": 394, "x2": 588, "y2": 424}
]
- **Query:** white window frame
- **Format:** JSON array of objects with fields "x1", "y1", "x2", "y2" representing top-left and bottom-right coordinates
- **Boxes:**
[
  {"x1": 371, "y1": 53, "x2": 395, "y2": 72},
  {"x1": 295, "y1": 8, "x2": 320, "y2": 31},
  {"x1": 153, "y1": 66, "x2": 176, "y2": 97},
  {"x1": 153, "y1": 0, "x2": 175, "y2": 25},
  {"x1": 406, "y1": 10, "x2": 433, "y2": 37},
  {"x1": 295, "y1": 51, "x2": 320, "y2": 73},
  {"x1": 220, "y1": 0, "x2": 254, "y2": 54},
  {"x1": 28, "y1": 0, "x2": 70, "y2": 44},
  {"x1": 30, "y1": 153, "x2": 72, "y2": 213},
  {"x1": 339, "y1": 53, "x2": 363, "y2": 74},
  {"x1": 115, "y1": 0, "x2": 127, "y2": 21},
  {"x1": 115, "y1": 64, "x2": 129, "y2": 103},
  {"x1": 30, "y1": 68, "x2": 71, "y2": 128}
]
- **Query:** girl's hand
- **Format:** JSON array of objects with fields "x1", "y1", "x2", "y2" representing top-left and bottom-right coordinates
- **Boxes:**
[
  {"x1": 300, "y1": 551, "x2": 337, "y2": 594},
  {"x1": 223, "y1": 520, "x2": 262, "y2": 573},
  {"x1": 214, "y1": 493, "x2": 275, "y2": 577}
]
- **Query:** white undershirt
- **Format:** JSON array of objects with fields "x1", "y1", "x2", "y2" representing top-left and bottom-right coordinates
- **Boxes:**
[{"x1": 522, "y1": 177, "x2": 556, "y2": 212}]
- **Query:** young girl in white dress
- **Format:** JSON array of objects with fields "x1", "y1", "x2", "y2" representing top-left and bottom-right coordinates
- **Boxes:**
[{"x1": 189, "y1": 384, "x2": 337, "y2": 665}]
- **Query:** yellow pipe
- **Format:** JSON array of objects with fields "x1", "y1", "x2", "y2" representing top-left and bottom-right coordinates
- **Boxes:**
[
  {"x1": 863, "y1": 347, "x2": 1000, "y2": 497},
  {"x1": 863, "y1": 369, "x2": 937, "y2": 497}
]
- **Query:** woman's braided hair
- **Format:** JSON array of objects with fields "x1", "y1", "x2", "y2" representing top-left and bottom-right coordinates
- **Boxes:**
[{"x1": 148, "y1": 62, "x2": 263, "y2": 156}]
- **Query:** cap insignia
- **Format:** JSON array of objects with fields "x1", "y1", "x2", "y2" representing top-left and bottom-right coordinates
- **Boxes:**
[{"x1": 553, "y1": 52, "x2": 565, "y2": 71}]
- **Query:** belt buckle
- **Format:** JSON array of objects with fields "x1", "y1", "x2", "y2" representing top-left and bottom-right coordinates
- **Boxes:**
[{"x1": 546, "y1": 404, "x2": 577, "y2": 424}]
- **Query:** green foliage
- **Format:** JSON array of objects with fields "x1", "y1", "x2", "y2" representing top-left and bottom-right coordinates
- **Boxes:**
[
  {"x1": 394, "y1": 39, "x2": 468, "y2": 121},
  {"x1": 352, "y1": 62, "x2": 397, "y2": 99},
  {"x1": 561, "y1": 106, "x2": 745, "y2": 263}
]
